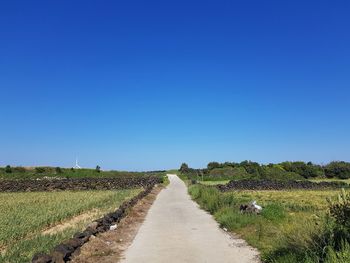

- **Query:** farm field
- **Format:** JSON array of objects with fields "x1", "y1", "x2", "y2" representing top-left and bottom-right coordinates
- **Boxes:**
[
  {"x1": 309, "y1": 178, "x2": 350, "y2": 184},
  {"x1": 200, "y1": 180, "x2": 230, "y2": 185},
  {"x1": 189, "y1": 184, "x2": 346, "y2": 262},
  {"x1": 0, "y1": 189, "x2": 141, "y2": 263},
  {"x1": 0, "y1": 166, "x2": 165, "y2": 180}
]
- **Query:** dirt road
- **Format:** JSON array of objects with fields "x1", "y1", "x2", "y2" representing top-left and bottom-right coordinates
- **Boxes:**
[{"x1": 120, "y1": 174, "x2": 260, "y2": 263}]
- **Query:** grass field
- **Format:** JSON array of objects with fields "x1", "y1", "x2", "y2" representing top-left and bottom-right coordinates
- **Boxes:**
[
  {"x1": 309, "y1": 178, "x2": 350, "y2": 184},
  {"x1": 200, "y1": 180, "x2": 230, "y2": 185},
  {"x1": 0, "y1": 166, "x2": 164, "y2": 180},
  {"x1": 0, "y1": 189, "x2": 141, "y2": 263},
  {"x1": 189, "y1": 184, "x2": 342, "y2": 262}
]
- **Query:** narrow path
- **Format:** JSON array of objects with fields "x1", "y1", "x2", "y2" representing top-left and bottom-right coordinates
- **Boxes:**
[{"x1": 121, "y1": 174, "x2": 260, "y2": 263}]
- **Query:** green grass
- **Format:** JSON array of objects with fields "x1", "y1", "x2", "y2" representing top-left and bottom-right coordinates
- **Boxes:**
[
  {"x1": 189, "y1": 185, "x2": 341, "y2": 262},
  {"x1": 0, "y1": 166, "x2": 162, "y2": 180},
  {"x1": 0, "y1": 189, "x2": 141, "y2": 262}
]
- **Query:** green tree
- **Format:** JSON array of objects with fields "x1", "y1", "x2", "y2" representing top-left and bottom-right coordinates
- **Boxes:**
[
  {"x1": 325, "y1": 162, "x2": 350, "y2": 179},
  {"x1": 207, "y1": 162, "x2": 220, "y2": 170},
  {"x1": 5, "y1": 165, "x2": 12, "y2": 173},
  {"x1": 179, "y1": 163, "x2": 189, "y2": 173}
]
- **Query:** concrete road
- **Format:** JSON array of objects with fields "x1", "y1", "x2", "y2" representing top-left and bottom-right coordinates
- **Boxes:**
[{"x1": 121, "y1": 174, "x2": 260, "y2": 263}]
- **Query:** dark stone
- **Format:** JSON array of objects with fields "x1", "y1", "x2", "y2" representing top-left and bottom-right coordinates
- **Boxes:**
[
  {"x1": 32, "y1": 253, "x2": 53, "y2": 263},
  {"x1": 63, "y1": 238, "x2": 83, "y2": 249},
  {"x1": 0, "y1": 176, "x2": 162, "y2": 192},
  {"x1": 51, "y1": 244, "x2": 74, "y2": 262}
]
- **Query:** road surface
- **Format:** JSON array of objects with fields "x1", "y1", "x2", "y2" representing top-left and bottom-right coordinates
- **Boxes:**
[{"x1": 121, "y1": 174, "x2": 259, "y2": 263}]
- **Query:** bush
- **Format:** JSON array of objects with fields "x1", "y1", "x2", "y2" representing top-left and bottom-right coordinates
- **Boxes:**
[
  {"x1": 325, "y1": 162, "x2": 350, "y2": 179},
  {"x1": 96, "y1": 165, "x2": 101, "y2": 173},
  {"x1": 209, "y1": 166, "x2": 249, "y2": 179},
  {"x1": 328, "y1": 189, "x2": 350, "y2": 247},
  {"x1": 5, "y1": 165, "x2": 12, "y2": 173},
  {"x1": 280, "y1": 161, "x2": 325, "y2": 178},
  {"x1": 35, "y1": 167, "x2": 46, "y2": 174},
  {"x1": 179, "y1": 163, "x2": 189, "y2": 173},
  {"x1": 207, "y1": 162, "x2": 221, "y2": 170},
  {"x1": 55, "y1": 167, "x2": 62, "y2": 174}
]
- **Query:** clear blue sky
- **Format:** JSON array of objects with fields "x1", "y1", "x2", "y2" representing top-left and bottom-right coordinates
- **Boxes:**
[{"x1": 1, "y1": 0, "x2": 349, "y2": 171}]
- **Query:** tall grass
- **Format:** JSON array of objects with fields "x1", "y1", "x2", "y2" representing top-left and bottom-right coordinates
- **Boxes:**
[{"x1": 189, "y1": 184, "x2": 349, "y2": 262}]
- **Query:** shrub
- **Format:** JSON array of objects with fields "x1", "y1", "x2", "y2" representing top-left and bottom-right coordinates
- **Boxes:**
[
  {"x1": 55, "y1": 167, "x2": 62, "y2": 174},
  {"x1": 209, "y1": 166, "x2": 249, "y2": 179},
  {"x1": 328, "y1": 189, "x2": 350, "y2": 247},
  {"x1": 325, "y1": 162, "x2": 350, "y2": 179},
  {"x1": 280, "y1": 161, "x2": 325, "y2": 178},
  {"x1": 35, "y1": 167, "x2": 46, "y2": 174},
  {"x1": 207, "y1": 162, "x2": 221, "y2": 170},
  {"x1": 179, "y1": 163, "x2": 189, "y2": 173},
  {"x1": 96, "y1": 165, "x2": 101, "y2": 173},
  {"x1": 240, "y1": 160, "x2": 262, "y2": 176},
  {"x1": 5, "y1": 165, "x2": 12, "y2": 173}
]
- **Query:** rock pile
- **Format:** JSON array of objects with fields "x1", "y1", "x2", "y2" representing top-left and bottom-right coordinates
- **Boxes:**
[
  {"x1": 217, "y1": 179, "x2": 348, "y2": 192},
  {"x1": 0, "y1": 176, "x2": 162, "y2": 192}
]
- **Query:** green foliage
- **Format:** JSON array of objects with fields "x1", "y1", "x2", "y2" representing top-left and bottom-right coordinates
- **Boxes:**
[
  {"x1": 5, "y1": 165, "x2": 11, "y2": 173},
  {"x1": 13, "y1": 167, "x2": 26, "y2": 173},
  {"x1": 207, "y1": 162, "x2": 221, "y2": 170},
  {"x1": 181, "y1": 161, "x2": 350, "y2": 182},
  {"x1": 55, "y1": 167, "x2": 62, "y2": 174},
  {"x1": 96, "y1": 165, "x2": 101, "y2": 173},
  {"x1": 35, "y1": 167, "x2": 46, "y2": 173},
  {"x1": 240, "y1": 160, "x2": 262, "y2": 176},
  {"x1": 280, "y1": 161, "x2": 325, "y2": 178},
  {"x1": 260, "y1": 166, "x2": 304, "y2": 181},
  {"x1": 269, "y1": 189, "x2": 350, "y2": 262},
  {"x1": 189, "y1": 184, "x2": 350, "y2": 263},
  {"x1": 261, "y1": 204, "x2": 285, "y2": 222},
  {"x1": 215, "y1": 207, "x2": 256, "y2": 229},
  {"x1": 324, "y1": 241, "x2": 350, "y2": 263},
  {"x1": 329, "y1": 189, "x2": 350, "y2": 229},
  {"x1": 0, "y1": 166, "x2": 154, "y2": 179},
  {"x1": 179, "y1": 163, "x2": 189, "y2": 173},
  {"x1": 325, "y1": 162, "x2": 350, "y2": 179}
]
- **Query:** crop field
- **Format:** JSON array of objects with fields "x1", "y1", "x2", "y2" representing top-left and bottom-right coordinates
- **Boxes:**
[
  {"x1": 200, "y1": 180, "x2": 230, "y2": 186},
  {"x1": 189, "y1": 184, "x2": 345, "y2": 262},
  {"x1": 309, "y1": 178, "x2": 350, "y2": 184},
  {"x1": 0, "y1": 189, "x2": 141, "y2": 263}
]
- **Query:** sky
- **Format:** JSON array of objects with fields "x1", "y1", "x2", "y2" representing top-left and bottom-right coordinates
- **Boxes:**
[{"x1": 0, "y1": 0, "x2": 349, "y2": 171}]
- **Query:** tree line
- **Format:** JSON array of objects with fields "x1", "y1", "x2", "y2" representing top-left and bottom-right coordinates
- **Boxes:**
[{"x1": 180, "y1": 161, "x2": 350, "y2": 179}]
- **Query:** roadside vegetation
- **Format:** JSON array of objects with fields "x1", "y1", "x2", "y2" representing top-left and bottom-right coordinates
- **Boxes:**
[
  {"x1": 180, "y1": 161, "x2": 350, "y2": 262},
  {"x1": 0, "y1": 189, "x2": 141, "y2": 262},
  {"x1": 188, "y1": 184, "x2": 350, "y2": 262}
]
